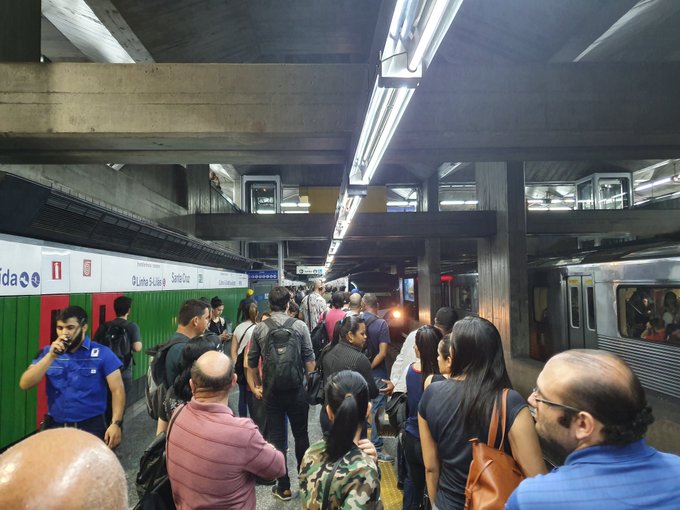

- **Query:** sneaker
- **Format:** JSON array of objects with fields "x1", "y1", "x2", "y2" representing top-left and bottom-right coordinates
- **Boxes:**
[
  {"x1": 377, "y1": 451, "x2": 395, "y2": 463},
  {"x1": 272, "y1": 486, "x2": 293, "y2": 501}
]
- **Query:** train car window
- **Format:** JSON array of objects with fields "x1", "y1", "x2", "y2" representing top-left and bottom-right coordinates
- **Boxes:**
[
  {"x1": 533, "y1": 287, "x2": 548, "y2": 322},
  {"x1": 569, "y1": 286, "x2": 580, "y2": 328},
  {"x1": 617, "y1": 286, "x2": 680, "y2": 345},
  {"x1": 586, "y1": 286, "x2": 596, "y2": 331}
]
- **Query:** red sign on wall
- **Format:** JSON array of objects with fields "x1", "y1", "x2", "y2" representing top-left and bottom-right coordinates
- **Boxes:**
[{"x1": 52, "y1": 261, "x2": 62, "y2": 280}]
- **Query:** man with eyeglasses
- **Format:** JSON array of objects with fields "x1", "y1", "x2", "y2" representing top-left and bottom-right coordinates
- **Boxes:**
[{"x1": 506, "y1": 349, "x2": 680, "y2": 510}]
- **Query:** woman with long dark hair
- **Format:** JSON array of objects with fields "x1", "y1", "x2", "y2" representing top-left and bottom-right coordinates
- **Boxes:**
[
  {"x1": 299, "y1": 370, "x2": 382, "y2": 509},
  {"x1": 319, "y1": 315, "x2": 379, "y2": 432},
  {"x1": 161, "y1": 335, "x2": 216, "y2": 422},
  {"x1": 402, "y1": 325, "x2": 442, "y2": 509},
  {"x1": 418, "y1": 317, "x2": 547, "y2": 509}
]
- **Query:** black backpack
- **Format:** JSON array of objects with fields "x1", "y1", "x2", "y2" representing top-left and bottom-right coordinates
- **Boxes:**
[
  {"x1": 96, "y1": 321, "x2": 132, "y2": 369},
  {"x1": 145, "y1": 336, "x2": 188, "y2": 420},
  {"x1": 262, "y1": 317, "x2": 304, "y2": 393},
  {"x1": 310, "y1": 311, "x2": 329, "y2": 359}
]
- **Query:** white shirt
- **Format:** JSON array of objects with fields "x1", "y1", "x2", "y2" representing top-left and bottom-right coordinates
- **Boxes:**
[
  {"x1": 390, "y1": 329, "x2": 417, "y2": 394},
  {"x1": 232, "y1": 320, "x2": 256, "y2": 356}
]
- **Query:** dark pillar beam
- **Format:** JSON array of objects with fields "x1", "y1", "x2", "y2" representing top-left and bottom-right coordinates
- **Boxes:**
[
  {"x1": 417, "y1": 239, "x2": 441, "y2": 325},
  {"x1": 476, "y1": 162, "x2": 529, "y2": 357},
  {"x1": 0, "y1": 0, "x2": 40, "y2": 62},
  {"x1": 417, "y1": 171, "x2": 442, "y2": 323}
]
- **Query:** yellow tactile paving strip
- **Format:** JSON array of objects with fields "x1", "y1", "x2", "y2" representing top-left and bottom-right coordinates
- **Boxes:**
[{"x1": 379, "y1": 459, "x2": 402, "y2": 510}]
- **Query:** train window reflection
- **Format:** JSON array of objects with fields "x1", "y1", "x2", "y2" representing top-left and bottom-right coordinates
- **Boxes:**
[
  {"x1": 617, "y1": 286, "x2": 680, "y2": 345},
  {"x1": 569, "y1": 286, "x2": 580, "y2": 328},
  {"x1": 586, "y1": 286, "x2": 596, "y2": 331}
]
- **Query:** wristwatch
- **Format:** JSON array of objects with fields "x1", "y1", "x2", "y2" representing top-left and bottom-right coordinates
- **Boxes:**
[{"x1": 111, "y1": 419, "x2": 123, "y2": 427}]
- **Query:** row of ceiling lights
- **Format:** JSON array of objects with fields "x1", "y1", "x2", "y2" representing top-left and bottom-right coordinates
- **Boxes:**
[{"x1": 325, "y1": 0, "x2": 466, "y2": 273}]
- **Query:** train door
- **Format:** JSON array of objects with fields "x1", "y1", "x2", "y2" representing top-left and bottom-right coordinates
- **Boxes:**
[{"x1": 566, "y1": 276, "x2": 597, "y2": 349}]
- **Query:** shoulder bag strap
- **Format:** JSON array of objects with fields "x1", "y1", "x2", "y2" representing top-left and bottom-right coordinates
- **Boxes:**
[
  {"x1": 497, "y1": 388, "x2": 510, "y2": 451},
  {"x1": 321, "y1": 456, "x2": 345, "y2": 510},
  {"x1": 307, "y1": 296, "x2": 312, "y2": 329},
  {"x1": 238, "y1": 322, "x2": 256, "y2": 350},
  {"x1": 487, "y1": 391, "x2": 500, "y2": 447},
  {"x1": 164, "y1": 403, "x2": 186, "y2": 465}
]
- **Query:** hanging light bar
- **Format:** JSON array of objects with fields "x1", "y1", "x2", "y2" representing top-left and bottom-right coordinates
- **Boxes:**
[{"x1": 326, "y1": 0, "x2": 466, "y2": 271}]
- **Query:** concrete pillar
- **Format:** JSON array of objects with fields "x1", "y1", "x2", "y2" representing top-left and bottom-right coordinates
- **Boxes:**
[
  {"x1": 417, "y1": 171, "x2": 442, "y2": 324},
  {"x1": 0, "y1": 0, "x2": 41, "y2": 62},
  {"x1": 476, "y1": 161, "x2": 529, "y2": 357},
  {"x1": 417, "y1": 239, "x2": 441, "y2": 325}
]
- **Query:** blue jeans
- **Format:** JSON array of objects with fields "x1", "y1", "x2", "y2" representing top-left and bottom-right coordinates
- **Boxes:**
[
  {"x1": 371, "y1": 376, "x2": 387, "y2": 449},
  {"x1": 403, "y1": 431, "x2": 426, "y2": 509},
  {"x1": 237, "y1": 381, "x2": 249, "y2": 417}
]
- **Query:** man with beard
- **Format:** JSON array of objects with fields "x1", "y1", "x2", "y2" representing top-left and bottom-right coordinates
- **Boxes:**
[
  {"x1": 19, "y1": 306, "x2": 125, "y2": 449},
  {"x1": 506, "y1": 349, "x2": 680, "y2": 510}
]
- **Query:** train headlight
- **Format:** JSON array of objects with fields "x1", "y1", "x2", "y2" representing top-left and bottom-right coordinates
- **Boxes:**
[{"x1": 392, "y1": 309, "x2": 402, "y2": 319}]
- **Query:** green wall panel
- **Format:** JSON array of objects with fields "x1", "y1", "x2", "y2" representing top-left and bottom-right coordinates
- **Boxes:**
[
  {"x1": 0, "y1": 296, "x2": 40, "y2": 449},
  {"x1": 0, "y1": 287, "x2": 245, "y2": 449}
]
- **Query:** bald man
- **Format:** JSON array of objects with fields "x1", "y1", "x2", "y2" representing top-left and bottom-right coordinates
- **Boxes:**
[
  {"x1": 506, "y1": 349, "x2": 680, "y2": 510},
  {"x1": 166, "y1": 351, "x2": 285, "y2": 510},
  {"x1": 0, "y1": 428, "x2": 127, "y2": 510}
]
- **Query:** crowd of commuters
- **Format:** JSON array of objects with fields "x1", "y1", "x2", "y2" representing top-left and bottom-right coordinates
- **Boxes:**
[{"x1": 5, "y1": 281, "x2": 680, "y2": 510}]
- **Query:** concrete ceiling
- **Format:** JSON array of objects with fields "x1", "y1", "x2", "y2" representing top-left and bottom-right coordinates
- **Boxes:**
[{"x1": 30, "y1": 0, "x2": 680, "y2": 276}]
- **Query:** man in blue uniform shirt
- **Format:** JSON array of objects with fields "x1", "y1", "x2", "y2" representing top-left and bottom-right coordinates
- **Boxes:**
[
  {"x1": 506, "y1": 349, "x2": 680, "y2": 510},
  {"x1": 19, "y1": 306, "x2": 125, "y2": 449}
]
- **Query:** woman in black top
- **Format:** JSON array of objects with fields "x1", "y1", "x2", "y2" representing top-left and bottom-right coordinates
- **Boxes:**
[
  {"x1": 319, "y1": 315, "x2": 379, "y2": 432},
  {"x1": 418, "y1": 317, "x2": 547, "y2": 510}
]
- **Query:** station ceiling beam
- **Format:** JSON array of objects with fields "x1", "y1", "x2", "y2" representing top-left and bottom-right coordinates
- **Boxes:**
[
  {"x1": 2, "y1": 63, "x2": 680, "y2": 163},
  {"x1": 527, "y1": 209, "x2": 680, "y2": 237},
  {"x1": 188, "y1": 211, "x2": 497, "y2": 242}
]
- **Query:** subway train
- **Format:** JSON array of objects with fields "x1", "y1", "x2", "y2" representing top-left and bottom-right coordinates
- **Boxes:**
[
  {"x1": 0, "y1": 233, "x2": 248, "y2": 451},
  {"x1": 441, "y1": 242, "x2": 680, "y2": 403}
]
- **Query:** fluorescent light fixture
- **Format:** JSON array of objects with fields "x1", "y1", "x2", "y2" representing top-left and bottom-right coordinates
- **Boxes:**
[
  {"x1": 635, "y1": 176, "x2": 672, "y2": 192},
  {"x1": 281, "y1": 202, "x2": 298, "y2": 208},
  {"x1": 350, "y1": 81, "x2": 415, "y2": 185},
  {"x1": 527, "y1": 199, "x2": 544, "y2": 204},
  {"x1": 257, "y1": 210, "x2": 276, "y2": 215},
  {"x1": 298, "y1": 202, "x2": 311, "y2": 208},
  {"x1": 440, "y1": 200, "x2": 466, "y2": 206},
  {"x1": 389, "y1": 0, "x2": 408, "y2": 38},
  {"x1": 548, "y1": 206, "x2": 573, "y2": 211},
  {"x1": 387, "y1": 200, "x2": 416, "y2": 207},
  {"x1": 329, "y1": 240, "x2": 342, "y2": 255},
  {"x1": 408, "y1": 0, "x2": 466, "y2": 70},
  {"x1": 282, "y1": 210, "x2": 309, "y2": 214},
  {"x1": 464, "y1": 200, "x2": 478, "y2": 205}
]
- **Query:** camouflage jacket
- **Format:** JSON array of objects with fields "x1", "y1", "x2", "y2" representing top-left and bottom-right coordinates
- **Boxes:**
[{"x1": 299, "y1": 439, "x2": 383, "y2": 510}]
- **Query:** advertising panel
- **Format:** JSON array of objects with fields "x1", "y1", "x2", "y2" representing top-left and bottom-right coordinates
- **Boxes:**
[
  {"x1": 163, "y1": 263, "x2": 198, "y2": 290},
  {"x1": 101, "y1": 255, "x2": 164, "y2": 292},
  {"x1": 69, "y1": 251, "x2": 102, "y2": 294},
  {"x1": 0, "y1": 239, "x2": 42, "y2": 296},
  {"x1": 41, "y1": 249, "x2": 71, "y2": 295}
]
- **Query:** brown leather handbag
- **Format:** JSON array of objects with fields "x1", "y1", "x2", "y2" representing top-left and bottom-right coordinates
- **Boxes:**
[{"x1": 464, "y1": 389, "x2": 525, "y2": 510}]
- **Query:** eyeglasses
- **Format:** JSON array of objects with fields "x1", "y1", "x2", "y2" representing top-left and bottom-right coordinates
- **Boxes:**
[{"x1": 531, "y1": 387, "x2": 582, "y2": 413}]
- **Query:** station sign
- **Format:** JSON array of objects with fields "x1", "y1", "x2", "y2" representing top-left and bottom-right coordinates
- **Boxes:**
[
  {"x1": 296, "y1": 265, "x2": 325, "y2": 275},
  {"x1": 247, "y1": 270, "x2": 279, "y2": 281}
]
